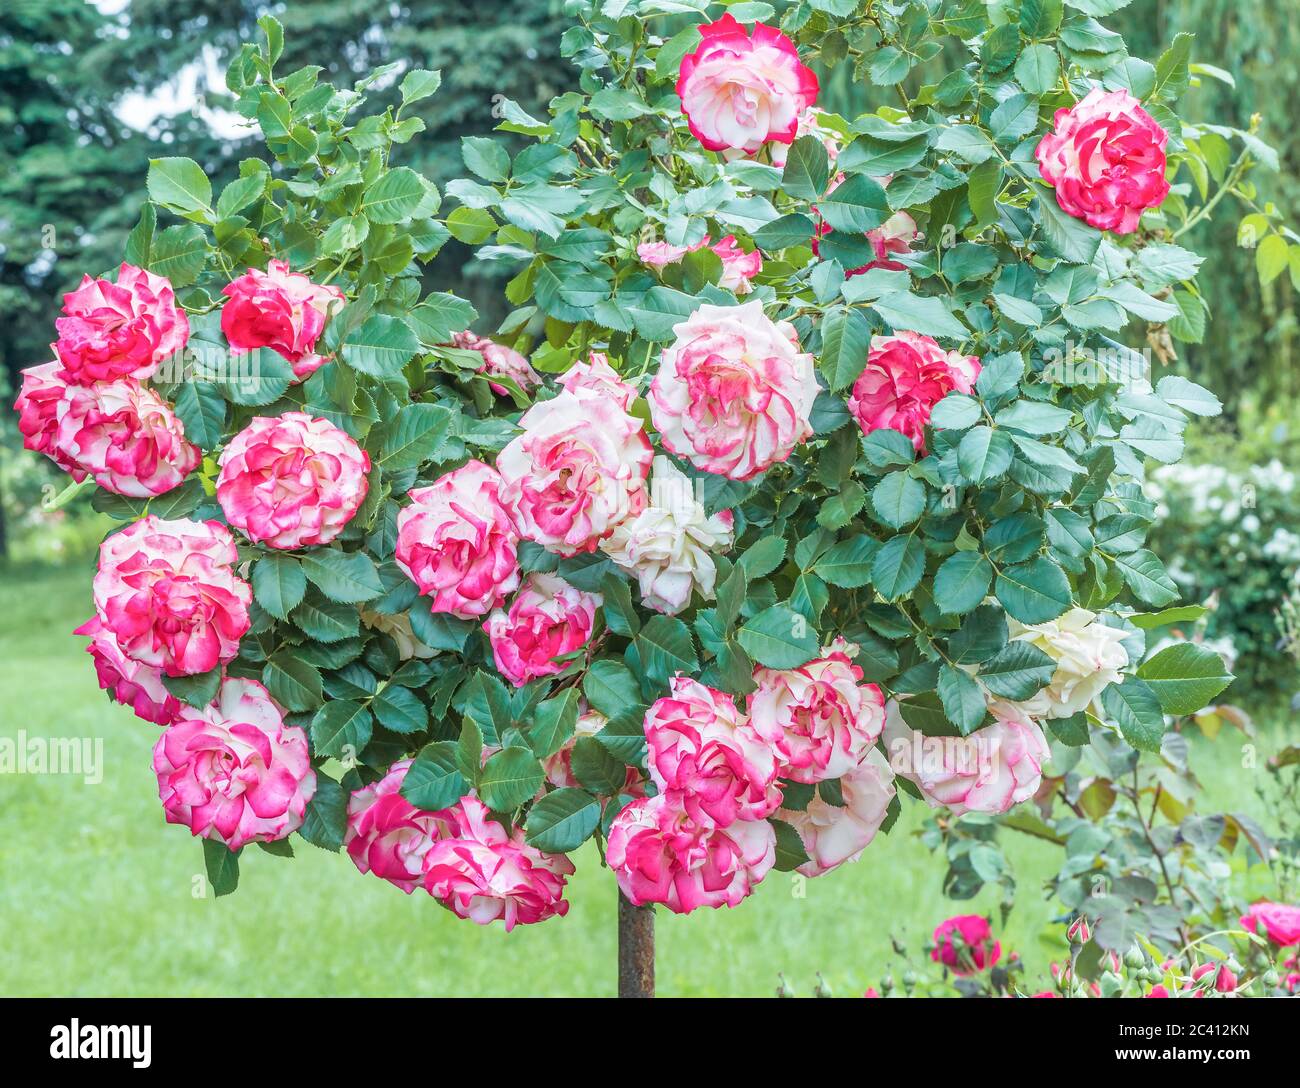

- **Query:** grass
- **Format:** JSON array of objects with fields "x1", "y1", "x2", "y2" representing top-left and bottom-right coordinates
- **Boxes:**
[{"x1": 0, "y1": 560, "x2": 1290, "y2": 997}]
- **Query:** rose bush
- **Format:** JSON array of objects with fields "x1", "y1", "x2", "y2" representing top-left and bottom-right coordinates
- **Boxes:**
[{"x1": 16, "y1": 1, "x2": 1266, "y2": 961}]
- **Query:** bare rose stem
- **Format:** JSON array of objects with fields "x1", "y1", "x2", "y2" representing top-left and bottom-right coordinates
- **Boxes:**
[{"x1": 618, "y1": 890, "x2": 655, "y2": 998}]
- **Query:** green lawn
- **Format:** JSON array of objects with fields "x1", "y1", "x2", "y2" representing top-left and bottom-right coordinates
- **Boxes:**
[{"x1": 0, "y1": 562, "x2": 1286, "y2": 996}]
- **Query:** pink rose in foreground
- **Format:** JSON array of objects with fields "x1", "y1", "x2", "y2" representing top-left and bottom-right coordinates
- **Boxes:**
[
  {"x1": 74, "y1": 615, "x2": 181, "y2": 726},
  {"x1": 1035, "y1": 87, "x2": 1170, "y2": 234},
  {"x1": 644, "y1": 675, "x2": 781, "y2": 827},
  {"x1": 1240, "y1": 901, "x2": 1300, "y2": 946},
  {"x1": 345, "y1": 759, "x2": 456, "y2": 893},
  {"x1": 221, "y1": 259, "x2": 344, "y2": 379},
  {"x1": 92, "y1": 516, "x2": 252, "y2": 677},
  {"x1": 606, "y1": 792, "x2": 776, "y2": 914},
  {"x1": 777, "y1": 748, "x2": 896, "y2": 877},
  {"x1": 483, "y1": 573, "x2": 600, "y2": 687},
  {"x1": 650, "y1": 301, "x2": 818, "y2": 480},
  {"x1": 558, "y1": 352, "x2": 638, "y2": 410},
  {"x1": 884, "y1": 699, "x2": 1050, "y2": 817},
  {"x1": 748, "y1": 638, "x2": 886, "y2": 783},
  {"x1": 451, "y1": 330, "x2": 542, "y2": 396},
  {"x1": 543, "y1": 709, "x2": 644, "y2": 795},
  {"x1": 216, "y1": 412, "x2": 369, "y2": 549},
  {"x1": 497, "y1": 386, "x2": 652, "y2": 556},
  {"x1": 677, "y1": 15, "x2": 818, "y2": 155},
  {"x1": 13, "y1": 362, "x2": 88, "y2": 480},
  {"x1": 422, "y1": 795, "x2": 573, "y2": 930},
  {"x1": 848, "y1": 331, "x2": 981, "y2": 453},
  {"x1": 395, "y1": 460, "x2": 520, "y2": 619},
  {"x1": 54, "y1": 375, "x2": 200, "y2": 497},
  {"x1": 932, "y1": 914, "x2": 1001, "y2": 975},
  {"x1": 153, "y1": 677, "x2": 315, "y2": 850},
  {"x1": 55, "y1": 263, "x2": 188, "y2": 385}
]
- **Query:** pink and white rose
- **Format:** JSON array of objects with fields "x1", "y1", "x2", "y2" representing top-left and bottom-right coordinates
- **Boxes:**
[
  {"x1": 395, "y1": 460, "x2": 520, "y2": 619},
  {"x1": 1004, "y1": 609, "x2": 1130, "y2": 719},
  {"x1": 650, "y1": 301, "x2": 818, "y2": 481},
  {"x1": 422, "y1": 795, "x2": 573, "y2": 930},
  {"x1": 884, "y1": 698, "x2": 1051, "y2": 816},
  {"x1": 1035, "y1": 88, "x2": 1170, "y2": 235},
  {"x1": 54, "y1": 263, "x2": 189, "y2": 385},
  {"x1": 848, "y1": 331, "x2": 981, "y2": 453},
  {"x1": 644, "y1": 675, "x2": 781, "y2": 826},
  {"x1": 932, "y1": 914, "x2": 1002, "y2": 975},
  {"x1": 346, "y1": 759, "x2": 456, "y2": 893},
  {"x1": 776, "y1": 748, "x2": 896, "y2": 876},
  {"x1": 216, "y1": 412, "x2": 370, "y2": 549},
  {"x1": 220, "y1": 259, "x2": 345, "y2": 380},
  {"x1": 52, "y1": 375, "x2": 200, "y2": 497},
  {"x1": 748, "y1": 638, "x2": 886, "y2": 783},
  {"x1": 13, "y1": 361, "x2": 88, "y2": 480},
  {"x1": 600, "y1": 457, "x2": 735, "y2": 615},
  {"x1": 558, "y1": 352, "x2": 638, "y2": 410},
  {"x1": 451, "y1": 330, "x2": 542, "y2": 396},
  {"x1": 497, "y1": 386, "x2": 652, "y2": 556},
  {"x1": 92, "y1": 516, "x2": 252, "y2": 677},
  {"x1": 152, "y1": 677, "x2": 315, "y2": 850},
  {"x1": 483, "y1": 573, "x2": 600, "y2": 687},
  {"x1": 74, "y1": 615, "x2": 181, "y2": 726},
  {"x1": 606, "y1": 791, "x2": 776, "y2": 914},
  {"x1": 637, "y1": 236, "x2": 762, "y2": 294},
  {"x1": 677, "y1": 15, "x2": 819, "y2": 155}
]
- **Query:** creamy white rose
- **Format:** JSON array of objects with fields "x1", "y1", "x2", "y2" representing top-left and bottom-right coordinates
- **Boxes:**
[{"x1": 1005, "y1": 608, "x2": 1129, "y2": 718}]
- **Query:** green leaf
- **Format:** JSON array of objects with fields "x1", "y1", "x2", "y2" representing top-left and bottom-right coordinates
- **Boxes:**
[
  {"x1": 738, "y1": 535, "x2": 787, "y2": 580},
  {"x1": 989, "y1": 93, "x2": 1040, "y2": 144},
  {"x1": 812, "y1": 536, "x2": 880, "y2": 588},
  {"x1": 582, "y1": 660, "x2": 641, "y2": 720},
  {"x1": 400, "y1": 68, "x2": 442, "y2": 104},
  {"x1": 461, "y1": 136, "x2": 510, "y2": 182},
  {"x1": 871, "y1": 291, "x2": 969, "y2": 341},
  {"x1": 299, "y1": 774, "x2": 347, "y2": 851},
  {"x1": 1151, "y1": 31, "x2": 1193, "y2": 103},
  {"x1": 1128, "y1": 605, "x2": 1206, "y2": 630},
  {"x1": 301, "y1": 550, "x2": 384, "y2": 604},
  {"x1": 933, "y1": 552, "x2": 993, "y2": 615},
  {"x1": 203, "y1": 840, "x2": 240, "y2": 897},
  {"x1": 171, "y1": 380, "x2": 226, "y2": 451},
  {"x1": 124, "y1": 203, "x2": 155, "y2": 267},
  {"x1": 149, "y1": 224, "x2": 209, "y2": 288},
  {"x1": 478, "y1": 746, "x2": 545, "y2": 811},
  {"x1": 1101, "y1": 676, "x2": 1166, "y2": 752},
  {"x1": 818, "y1": 173, "x2": 889, "y2": 233},
  {"x1": 373, "y1": 685, "x2": 428, "y2": 735},
  {"x1": 341, "y1": 314, "x2": 420, "y2": 378},
  {"x1": 818, "y1": 307, "x2": 871, "y2": 391},
  {"x1": 738, "y1": 604, "x2": 819, "y2": 668},
  {"x1": 362, "y1": 166, "x2": 431, "y2": 224},
  {"x1": 1136, "y1": 643, "x2": 1233, "y2": 716},
  {"x1": 147, "y1": 157, "x2": 212, "y2": 216},
  {"x1": 407, "y1": 293, "x2": 478, "y2": 344},
  {"x1": 782, "y1": 134, "x2": 831, "y2": 201},
  {"x1": 753, "y1": 213, "x2": 816, "y2": 252},
  {"x1": 635, "y1": 615, "x2": 698, "y2": 683},
  {"x1": 162, "y1": 667, "x2": 221, "y2": 710},
  {"x1": 263, "y1": 653, "x2": 324, "y2": 712},
  {"x1": 215, "y1": 172, "x2": 267, "y2": 219},
  {"x1": 1037, "y1": 189, "x2": 1103, "y2": 264},
  {"x1": 978, "y1": 641, "x2": 1058, "y2": 700},
  {"x1": 402, "y1": 742, "x2": 468, "y2": 811},
  {"x1": 770, "y1": 817, "x2": 811, "y2": 872},
  {"x1": 871, "y1": 472, "x2": 926, "y2": 528},
  {"x1": 995, "y1": 557, "x2": 1072, "y2": 624},
  {"x1": 938, "y1": 664, "x2": 988, "y2": 735},
  {"x1": 599, "y1": 572, "x2": 641, "y2": 637},
  {"x1": 252, "y1": 555, "x2": 306, "y2": 620},
  {"x1": 871, "y1": 534, "x2": 926, "y2": 601},
  {"x1": 310, "y1": 700, "x2": 373, "y2": 758},
  {"x1": 1112, "y1": 549, "x2": 1178, "y2": 606},
  {"x1": 529, "y1": 688, "x2": 580, "y2": 758},
  {"x1": 1015, "y1": 44, "x2": 1060, "y2": 94},
  {"x1": 958, "y1": 425, "x2": 1014, "y2": 483},
  {"x1": 525, "y1": 788, "x2": 600, "y2": 852},
  {"x1": 377, "y1": 403, "x2": 455, "y2": 471},
  {"x1": 568, "y1": 736, "x2": 628, "y2": 794}
]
